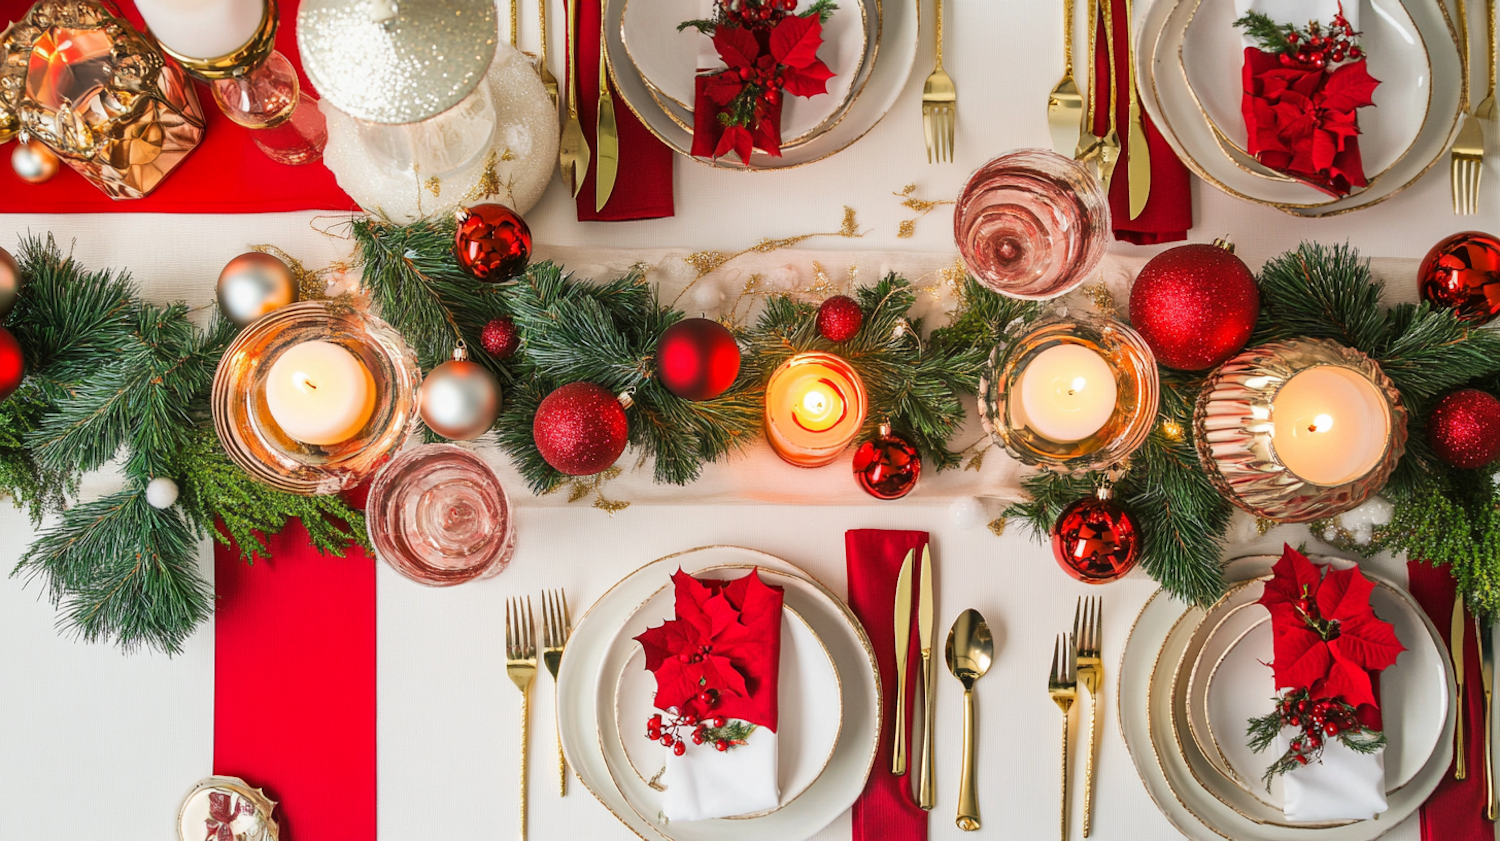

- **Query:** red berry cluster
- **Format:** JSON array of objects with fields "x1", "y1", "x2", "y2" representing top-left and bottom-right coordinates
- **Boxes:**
[
  {"x1": 725, "y1": 0, "x2": 798, "y2": 26},
  {"x1": 645, "y1": 711, "x2": 733, "y2": 756},
  {"x1": 1278, "y1": 693, "x2": 1360, "y2": 765},
  {"x1": 1279, "y1": 12, "x2": 1363, "y2": 69}
]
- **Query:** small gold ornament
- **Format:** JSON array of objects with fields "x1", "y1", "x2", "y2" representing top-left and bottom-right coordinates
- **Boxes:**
[
  {"x1": 217, "y1": 252, "x2": 299, "y2": 327},
  {"x1": 10, "y1": 137, "x2": 59, "y2": 183}
]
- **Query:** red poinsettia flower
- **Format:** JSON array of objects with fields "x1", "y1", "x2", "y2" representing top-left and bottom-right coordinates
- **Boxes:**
[
  {"x1": 1257, "y1": 545, "x2": 1405, "y2": 710},
  {"x1": 1242, "y1": 48, "x2": 1379, "y2": 197}
]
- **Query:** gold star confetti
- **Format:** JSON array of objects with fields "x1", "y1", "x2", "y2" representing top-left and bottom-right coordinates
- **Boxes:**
[
  {"x1": 987, "y1": 517, "x2": 1008, "y2": 536},
  {"x1": 425, "y1": 176, "x2": 441, "y2": 198},
  {"x1": 1256, "y1": 517, "x2": 1276, "y2": 536}
]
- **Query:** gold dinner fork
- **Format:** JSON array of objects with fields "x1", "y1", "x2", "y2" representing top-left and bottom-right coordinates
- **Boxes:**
[
  {"x1": 541, "y1": 589, "x2": 572, "y2": 796},
  {"x1": 1478, "y1": 0, "x2": 1497, "y2": 122},
  {"x1": 507, "y1": 597, "x2": 538, "y2": 841},
  {"x1": 1049, "y1": 633, "x2": 1077, "y2": 841},
  {"x1": 559, "y1": 0, "x2": 591, "y2": 197},
  {"x1": 1075, "y1": 597, "x2": 1102, "y2": 837},
  {"x1": 1047, "y1": 0, "x2": 1085, "y2": 157},
  {"x1": 1074, "y1": 0, "x2": 1105, "y2": 171},
  {"x1": 921, "y1": 0, "x2": 956, "y2": 163},
  {"x1": 1453, "y1": 0, "x2": 1485, "y2": 214},
  {"x1": 1096, "y1": 0, "x2": 1122, "y2": 194},
  {"x1": 537, "y1": 0, "x2": 559, "y2": 107}
]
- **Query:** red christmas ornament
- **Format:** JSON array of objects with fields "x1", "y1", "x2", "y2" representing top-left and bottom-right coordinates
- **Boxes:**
[
  {"x1": 1051, "y1": 490, "x2": 1140, "y2": 584},
  {"x1": 852, "y1": 424, "x2": 921, "y2": 499},
  {"x1": 655, "y1": 317, "x2": 742, "y2": 401},
  {"x1": 1428, "y1": 388, "x2": 1500, "y2": 469},
  {"x1": 480, "y1": 317, "x2": 521, "y2": 358},
  {"x1": 1418, "y1": 231, "x2": 1500, "y2": 325},
  {"x1": 0, "y1": 326, "x2": 22, "y2": 403},
  {"x1": 816, "y1": 295, "x2": 863, "y2": 342},
  {"x1": 1128, "y1": 239, "x2": 1260, "y2": 371},
  {"x1": 455, "y1": 204, "x2": 533, "y2": 282},
  {"x1": 533, "y1": 382, "x2": 629, "y2": 475}
]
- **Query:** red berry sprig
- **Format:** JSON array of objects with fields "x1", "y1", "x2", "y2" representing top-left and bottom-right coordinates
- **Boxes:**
[
  {"x1": 1234, "y1": 4, "x2": 1365, "y2": 70},
  {"x1": 1246, "y1": 688, "x2": 1386, "y2": 787},
  {"x1": 643, "y1": 706, "x2": 754, "y2": 756}
]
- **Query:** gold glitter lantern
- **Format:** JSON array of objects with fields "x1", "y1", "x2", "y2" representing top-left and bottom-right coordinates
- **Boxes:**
[{"x1": 8, "y1": 1, "x2": 205, "y2": 199}]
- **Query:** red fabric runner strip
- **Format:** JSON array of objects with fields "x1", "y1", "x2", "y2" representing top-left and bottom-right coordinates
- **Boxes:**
[
  {"x1": 1406, "y1": 561, "x2": 1492, "y2": 841},
  {"x1": 214, "y1": 519, "x2": 376, "y2": 841},
  {"x1": 0, "y1": 0, "x2": 358, "y2": 214},
  {"x1": 845, "y1": 528, "x2": 929, "y2": 841}
]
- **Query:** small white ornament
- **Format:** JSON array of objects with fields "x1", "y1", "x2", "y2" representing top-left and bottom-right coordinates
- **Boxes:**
[
  {"x1": 949, "y1": 496, "x2": 989, "y2": 528},
  {"x1": 146, "y1": 477, "x2": 179, "y2": 509}
]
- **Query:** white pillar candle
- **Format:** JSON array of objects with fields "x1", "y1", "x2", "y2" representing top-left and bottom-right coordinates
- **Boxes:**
[
  {"x1": 265, "y1": 340, "x2": 377, "y2": 446},
  {"x1": 1016, "y1": 344, "x2": 1119, "y2": 443},
  {"x1": 135, "y1": 0, "x2": 266, "y2": 61},
  {"x1": 1273, "y1": 365, "x2": 1391, "y2": 486}
]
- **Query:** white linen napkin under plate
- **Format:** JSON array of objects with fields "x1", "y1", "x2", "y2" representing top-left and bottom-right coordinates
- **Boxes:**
[
  {"x1": 1273, "y1": 724, "x2": 1387, "y2": 821},
  {"x1": 662, "y1": 724, "x2": 780, "y2": 820},
  {"x1": 1234, "y1": 0, "x2": 1360, "y2": 49}
]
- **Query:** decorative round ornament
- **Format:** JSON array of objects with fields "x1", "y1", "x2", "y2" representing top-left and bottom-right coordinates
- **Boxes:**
[
  {"x1": 851, "y1": 423, "x2": 921, "y2": 499},
  {"x1": 455, "y1": 204, "x2": 533, "y2": 282},
  {"x1": 480, "y1": 316, "x2": 521, "y2": 359},
  {"x1": 949, "y1": 496, "x2": 989, "y2": 528},
  {"x1": 177, "y1": 776, "x2": 279, "y2": 841},
  {"x1": 816, "y1": 295, "x2": 863, "y2": 342},
  {"x1": 655, "y1": 317, "x2": 741, "y2": 401},
  {"x1": 217, "y1": 252, "x2": 298, "y2": 327},
  {"x1": 0, "y1": 325, "x2": 23, "y2": 403},
  {"x1": 145, "y1": 477, "x2": 179, "y2": 509},
  {"x1": 1417, "y1": 231, "x2": 1500, "y2": 325},
  {"x1": 1128, "y1": 238, "x2": 1259, "y2": 371},
  {"x1": 418, "y1": 347, "x2": 502, "y2": 441},
  {"x1": 11, "y1": 138, "x2": 59, "y2": 183},
  {"x1": 533, "y1": 382, "x2": 630, "y2": 475},
  {"x1": 0, "y1": 245, "x2": 20, "y2": 320},
  {"x1": 1051, "y1": 488, "x2": 1140, "y2": 584},
  {"x1": 1428, "y1": 388, "x2": 1500, "y2": 469}
]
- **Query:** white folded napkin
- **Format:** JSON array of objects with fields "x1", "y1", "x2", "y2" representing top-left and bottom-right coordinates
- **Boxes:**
[
  {"x1": 1273, "y1": 726, "x2": 1387, "y2": 822},
  {"x1": 1234, "y1": 0, "x2": 1360, "y2": 49},
  {"x1": 662, "y1": 723, "x2": 779, "y2": 820}
]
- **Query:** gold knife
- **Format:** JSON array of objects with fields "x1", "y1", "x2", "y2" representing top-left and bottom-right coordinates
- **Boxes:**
[
  {"x1": 1478, "y1": 615, "x2": 1496, "y2": 820},
  {"x1": 917, "y1": 543, "x2": 937, "y2": 810},
  {"x1": 892, "y1": 549, "x2": 915, "y2": 776},
  {"x1": 595, "y1": 0, "x2": 619, "y2": 214},
  {"x1": 1122, "y1": 0, "x2": 1150, "y2": 219},
  {"x1": 1453, "y1": 596, "x2": 1469, "y2": 780}
]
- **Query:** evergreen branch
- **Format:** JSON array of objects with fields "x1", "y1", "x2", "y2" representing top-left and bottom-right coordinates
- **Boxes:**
[
  {"x1": 1233, "y1": 11, "x2": 1297, "y2": 54},
  {"x1": 1251, "y1": 243, "x2": 1387, "y2": 352}
]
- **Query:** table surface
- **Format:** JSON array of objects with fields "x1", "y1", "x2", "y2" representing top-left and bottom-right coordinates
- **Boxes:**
[{"x1": 1, "y1": 0, "x2": 1495, "y2": 839}]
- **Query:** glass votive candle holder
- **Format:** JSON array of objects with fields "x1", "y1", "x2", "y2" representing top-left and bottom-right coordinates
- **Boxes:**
[{"x1": 764, "y1": 352, "x2": 868, "y2": 467}]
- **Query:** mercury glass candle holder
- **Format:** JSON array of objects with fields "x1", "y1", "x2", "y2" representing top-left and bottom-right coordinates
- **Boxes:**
[
  {"x1": 1194, "y1": 338, "x2": 1407, "y2": 523},
  {"x1": 367, "y1": 444, "x2": 516, "y2": 586},
  {"x1": 764, "y1": 352, "x2": 869, "y2": 467},
  {"x1": 212, "y1": 300, "x2": 420, "y2": 495},
  {"x1": 979, "y1": 315, "x2": 1159, "y2": 473}
]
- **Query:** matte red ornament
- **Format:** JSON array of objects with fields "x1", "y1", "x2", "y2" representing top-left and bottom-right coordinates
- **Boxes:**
[
  {"x1": 1417, "y1": 231, "x2": 1500, "y2": 325},
  {"x1": 1428, "y1": 388, "x2": 1500, "y2": 469},
  {"x1": 1129, "y1": 239, "x2": 1260, "y2": 371},
  {"x1": 852, "y1": 424, "x2": 921, "y2": 499},
  {"x1": 455, "y1": 204, "x2": 533, "y2": 282},
  {"x1": 533, "y1": 382, "x2": 629, "y2": 475},
  {"x1": 0, "y1": 326, "x2": 23, "y2": 403},
  {"x1": 816, "y1": 295, "x2": 863, "y2": 342},
  {"x1": 480, "y1": 317, "x2": 521, "y2": 358},
  {"x1": 1051, "y1": 490, "x2": 1140, "y2": 584},
  {"x1": 656, "y1": 317, "x2": 742, "y2": 401}
]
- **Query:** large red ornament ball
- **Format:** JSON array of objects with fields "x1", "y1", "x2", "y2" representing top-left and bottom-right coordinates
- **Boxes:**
[
  {"x1": 1418, "y1": 231, "x2": 1500, "y2": 325},
  {"x1": 455, "y1": 203, "x2": 533, "y2": 282},
  {"x1": 481, "y1": 317, "x2": 521, "y2": 358},
  {"x1": 852, "y1": 426, "x2": 922, "y2": 499},
  {"x1": 1128, "y1": 241, "x2": 1259, "y2": 371},
  {"x1": 817, "y1": 295, "x2": 864, "y2": 343},
  {"x1": 1428, "y1": 389, "x2": 1500, "y2": 469},
  {"x1": 1051, "y1": 492, "x2": 1140, "y2": 584},
  {"x1": 533, "y1": 382, "x2": 630, "y2": 475},
  {"x1": 0, "y1": 326, "x2": 23, "y2": 403},
  {"x1": 656, "y1": 318, "x2": 741, "y2": 401}
]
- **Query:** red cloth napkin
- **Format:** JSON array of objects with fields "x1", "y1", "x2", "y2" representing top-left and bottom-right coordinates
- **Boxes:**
[
  {"x1": 0, "y1": 0, "x2": 359, "y2": 214},
  {"x1": 566, "y1": 0, "x2": 675, "y2": 220},
  {"x1": 1406, "y1": 562, "x2": 1492, "y2": 841},
  {"x1": 1090, "y1": 0, "x2": 1193, "y2": 244},
  {"x1": 1241, "y1": 47, "x2": 1370, "y2": 198},
  {"x1": 845, "y1": 529, "x2": 929, "y2": 841}
]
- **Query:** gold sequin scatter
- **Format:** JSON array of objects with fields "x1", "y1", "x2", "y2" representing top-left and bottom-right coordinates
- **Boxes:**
[
  {"x1": 555, "y1": 466, "x2": 629, "y2": 514},
  {"x1": 670, "y1": 208, "x2": 866, "y2": 310},
  {"x1": 898, "y1": 220, "x2": 917, "y2": 238},
  {"x1": 1159, "y1": 420, "x2": 1184, "y2": 441},
  {"x1": 425, "y1": 177, "x2": 441, "y2": 197},
  {"x1": 463, "y1": 150, "x2": 503, "y2": 202},
  {"x1": 840, "y1": 206, "x2": 861, "y2": 238},
  {"x1": 1256, "y1": 517, "x2": 1276, "y2": 536},
  {"x1": 894, "y1": 185, "x2": 954, "y2": 237},
  {"x1": 1084, "y1": 282, "x2": 1119, "y2": 316},
  {"x1": 500, "y1": 147, "x2": 516, "y2": 162},
  {"x1": 987, "y1": 517, "x2": 1007, "y2": 537}
]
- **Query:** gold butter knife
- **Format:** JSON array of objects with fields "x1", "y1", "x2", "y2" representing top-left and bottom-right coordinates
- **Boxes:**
[
  {"x1": 1454, "y1": 596, "x2": 1469, "y2": 780},
  {"x1": 1478, "y1": 615, "x2": 1496, "y2": 820},
  {"x1": 917, "y1": 543, "x2": 937, "y2": 810},
  {"x1": 595, "y1": 0, "x2": 619, "y2": 214},
  {"x1": 892, "y1": 549, "x2": 915, "y2": 776},
  {"x1": 1122, "y1": 0, "x2": 1150, "y2": 219}
]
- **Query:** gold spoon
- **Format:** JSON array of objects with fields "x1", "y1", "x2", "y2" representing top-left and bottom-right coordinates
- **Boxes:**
[{"x1": 946, "y1": 609, "x2": 994, "y2": 832}]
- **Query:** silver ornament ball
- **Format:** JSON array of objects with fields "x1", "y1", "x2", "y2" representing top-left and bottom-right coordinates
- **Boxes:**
[
  {"x1": 11, "y1": 139, "x2": 60, "y2": 183},
  {"x1": 146, "y1": 477, "x2": 179, "y2": 509},
  {"x1": 217, "y1": 252, "x2": 298, "y2": 327},
  {"x1": 419, "y1": 357, "x2": 502, "y2": 441},
  {"x1": 0, "y1": 245, "x2": 19, "y2": 320}
]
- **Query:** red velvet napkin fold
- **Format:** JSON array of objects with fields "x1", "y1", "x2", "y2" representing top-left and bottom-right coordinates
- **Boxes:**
[
  {"x1": 1406, "y1": 562, "x2": 1493, "y2": 841},
  {"x1": 566, "y1": 0, "x2": 676, "y2": 220},
  {"x1": 845, "y1": 529, "x2": 929, "y2": 841},
  {"x1": 1091, "y1": 0, "x2": 1193, "y2": 244}
]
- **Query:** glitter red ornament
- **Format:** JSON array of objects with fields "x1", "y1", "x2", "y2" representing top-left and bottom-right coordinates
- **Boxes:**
[
  {"x1": 1428, "y1": 389, "x2": 1500, "y2": 469},
  {"x1": 1417, "y1": 231, "x2": 1500, "y2": 325},
  {"x1": 455, "y1": 204, "x2": 533, "y2": 282},
  {"x1": 816, "y1": 295, "x2": 863, "y2": 342},
  {"x1": 655, "y1": 317, "x2": 742, "y2": 401},
  {"x1": 533, "y1": 382, "x2": 630, "y2": 475},
  {"x1": 480, "y1": 317, "x2": 521, "y2": 358},
  {"x1": 0, "y1": 326, "x2": 23, "y2": 403},
  {"x1": 1128, "y1": 239, "x2": 1259, "y2": 371},
  {"x1": 852, "y1": 423, "x2": 921, "y2": 499},
  {"x1": 1051, "y1": 489, "x2": 1140, "y2": 583}
]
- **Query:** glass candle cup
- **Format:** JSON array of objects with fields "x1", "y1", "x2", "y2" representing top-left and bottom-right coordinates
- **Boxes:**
[{"x1": 764, "y1": 352, "x2": 868, "y2": 467}]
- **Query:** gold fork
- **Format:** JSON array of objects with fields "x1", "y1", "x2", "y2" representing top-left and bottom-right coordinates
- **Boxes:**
[
  {"x1": 1074, "y1": 0, "x2": 1105, "y2": 170},
  {"x1": 1479, "y1": 0, "x2": 1497, "y2": 122},
  {"x1": 921, "y1": 0, "x2": 956, "y2": 163},
  {"x1": 1075, "y1": 597, "x2": 1103, "y2": 837},
  {"x1": 507, "y1": 597, "x2": 538, "y2": 841},
  {"x1": 537, "y1": 0, "x2": 559, "y2": 107},
  {"x1": 1453, "y1": 0, "x2": 1485, "y2": 214},
  {"x1": 541, "y1": 589, "x2": 572, "y2": 796},
  {"x1": 1048, "y1": 633, "x2": 1077, "y2": 841},
  {"x1": 559, "y1": 0, "x2": 591, "y2": 197},
  {"x1": 1096, "y1": 0, "x2": 1122, "y2": 194},
  {"x1": 1047, "y1": 0, "x2": 1085, "y2": 157}
]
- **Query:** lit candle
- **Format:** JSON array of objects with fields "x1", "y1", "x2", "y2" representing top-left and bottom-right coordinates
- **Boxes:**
[
  {"x1": 1014, "y1": 344, "x2": 1118, "y2": 443},
  {"x1": 765, "y1": 353, "x2": 868, "y2": 467},
  {"x1": 1272, "y1": 365, "x2": 1391, "y2": 486},
  {"x1": 135, "y1": 0, "x2": 266, "y2": 61},
  {"x1": 264, "y1": 340, "x2": 377, "y2": 446}
]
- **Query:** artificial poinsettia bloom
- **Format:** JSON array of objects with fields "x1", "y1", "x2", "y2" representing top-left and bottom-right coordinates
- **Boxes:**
[{"x1": 1242, "y1": 48, "x2": 1379, "y2": 196}]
